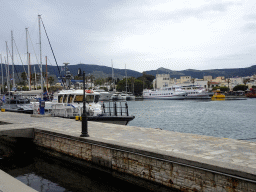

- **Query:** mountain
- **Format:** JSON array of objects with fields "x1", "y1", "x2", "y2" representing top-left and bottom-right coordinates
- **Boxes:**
[
  {"x1": 144, "y1": 65, "x2": 256, "y2": 79},
  {"x1": 0, "y1": 64, "x2": 256, "y2": 84}
]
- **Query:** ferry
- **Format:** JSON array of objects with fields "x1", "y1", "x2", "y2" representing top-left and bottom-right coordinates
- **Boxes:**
[
  {"x1": 143, "y1": 86, "x2": 186, "y2": 100},
  {"x1": 181, "y1": 85, "x2": 211, "y2": 99}
]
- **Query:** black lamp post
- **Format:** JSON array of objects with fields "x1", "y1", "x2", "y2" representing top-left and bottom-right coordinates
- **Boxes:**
[{"x1": 78, "y1": 68, "x2": 89, "y2": 137}]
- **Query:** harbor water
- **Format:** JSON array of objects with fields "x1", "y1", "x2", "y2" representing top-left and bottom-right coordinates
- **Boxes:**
[
  {"x1": 127, "y1": 98, "x2": 256, "y2": 142},
  {"x1": 0, "y1": 149, "x2": 154, "y2": 192}
]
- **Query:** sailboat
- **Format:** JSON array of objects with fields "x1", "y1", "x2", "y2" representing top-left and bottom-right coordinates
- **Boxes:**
[{"x1": 119, "y1": 64, "x2": 135, "y2": 100}]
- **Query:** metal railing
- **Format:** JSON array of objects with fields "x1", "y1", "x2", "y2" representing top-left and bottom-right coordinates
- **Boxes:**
[{"x1": 102, "y1": 101, "x2": 129, "y2": 116}]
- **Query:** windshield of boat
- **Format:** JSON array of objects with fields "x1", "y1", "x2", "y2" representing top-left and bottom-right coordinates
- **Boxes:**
[{"x1": 73, "y1": 94, "x2": 100, "y2": 103}]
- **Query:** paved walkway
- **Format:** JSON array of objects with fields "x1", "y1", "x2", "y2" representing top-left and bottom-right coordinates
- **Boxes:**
[
  {"x1": 0, "y1": 169, "x2": 37, "y2": 192},
  {"x1": 1, "y1": 111, "x2": 256, "y2": 178}
]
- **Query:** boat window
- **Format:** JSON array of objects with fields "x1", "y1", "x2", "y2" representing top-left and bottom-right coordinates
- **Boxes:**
[
  {"x1": 68, "y1": 95, "x2": 74, "y2": 103},
  {"x1": 74, "y1": 95, "x2": 83, "y2": 102},
  {"x1": 85, "y1": 95, "x2": 94, "y2": 103},
  {"x1": 10, "y1": 100, "x2": 16, "y2": 104},
  {"x1": 58, "y1": 95, "x2": 63, "y2": 103},
  {"x1": 94, "y1": 95, "x2": 100, "y2": 103},
  {"x1": 63, "y1": 95, "x2": 68, "y2": 103}
]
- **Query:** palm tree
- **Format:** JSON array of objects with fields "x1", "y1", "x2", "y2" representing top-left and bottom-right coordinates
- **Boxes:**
[
  {"x1": 243, "y1": 78, "x2": 250, "y2": 86},
  {"x1": 226, "y1": 78, "x2": 231, "y2": 91},
  {"x1": 191, "y1": 78, "x2": 195, "y2": 86},
  {"x1": 88, "y1": 74, "x2": 95, "y2": 89},
  {"x1": 207, "y1": 81, "x2": 211, "y2": 91}
]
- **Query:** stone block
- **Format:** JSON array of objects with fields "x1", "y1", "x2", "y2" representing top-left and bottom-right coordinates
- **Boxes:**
[{"x1": 248, "y1": 182, "x2": 256, "y2": 192}]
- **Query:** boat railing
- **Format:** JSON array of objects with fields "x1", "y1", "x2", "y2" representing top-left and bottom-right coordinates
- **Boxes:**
[{"x1": 102, "y1": 101, "x2": 129, "y2": 117}]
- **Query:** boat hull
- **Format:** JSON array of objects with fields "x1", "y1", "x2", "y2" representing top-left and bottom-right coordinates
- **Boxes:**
[{"x1": 143, "y1": 95, "x2": 185, "y2": 100}]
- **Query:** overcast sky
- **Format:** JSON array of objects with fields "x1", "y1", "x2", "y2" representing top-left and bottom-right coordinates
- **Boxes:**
[{"x1": 1, "y1": 0, "x2": 256, "y2": 73}]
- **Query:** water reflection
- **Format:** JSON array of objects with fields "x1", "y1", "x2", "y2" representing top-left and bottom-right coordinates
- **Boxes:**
[{"x1": 0, "y1": 153, "x2": 155, "y2": 192}]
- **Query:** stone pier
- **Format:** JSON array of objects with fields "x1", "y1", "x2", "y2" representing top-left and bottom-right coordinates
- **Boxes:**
[{"x1": 0, "y1": 112, "x2": 256, "y2": 191}]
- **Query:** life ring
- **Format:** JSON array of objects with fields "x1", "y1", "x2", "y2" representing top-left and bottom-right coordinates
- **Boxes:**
[
  {"x1": 85, "y1": 90, "x2": 93, "y2": 93},
  {"x1": 37, "y1": 108, "x2": 40, "y2": 114}
]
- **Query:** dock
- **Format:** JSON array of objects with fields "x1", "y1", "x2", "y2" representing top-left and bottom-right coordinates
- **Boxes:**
[{"x1": 0, "y1": 112, "x2": 256, "y2": 191}]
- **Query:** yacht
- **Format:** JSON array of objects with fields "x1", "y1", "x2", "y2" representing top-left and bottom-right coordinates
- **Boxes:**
[
  {"x1": 50, "y1": 89, "x2": 135, "y2": 125},
  {"x1": 111, "y1": 93, "x2": 120, "y2": 100},
  {"x1": 1, "y1": 93, "x2": 33, "y2": 113},
  {"x1": 143, "y1": 86, "x2": 186, "y2": 100},
  {"x1": 93, "y1": 89, "x2": 113, "y2": 101},
  {"x1": 126, "y1": 92, "x2": 135, "y2": 100}
]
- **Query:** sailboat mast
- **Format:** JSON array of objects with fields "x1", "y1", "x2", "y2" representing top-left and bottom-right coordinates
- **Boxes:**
[
  {"x1": 11, "y1": 31, "x2": 15, "y2": 89},
  {"x1": 38, "y1": 15, "x2": 43, "y2": 94},
  {"x1": 26, "y1": 28, "x2": 31, "y2": 90},
  {"x1": 46, "y1": 56, "x2": 48, "y2": 92},
  {"x1": 0, "y1": 54, "x2": 2, "y2": 94},
  {"x1": 111, "y1": 59, "x2": 115, "y2": 90},
  {"x1": 125, "y1": 64, "x2": 127, "y2": 93},
  {"x1": 34, "y1": 66, "x2": 37, "y2": 90},
  {"x1": 6, "y1": 41, "x2": 10, "y2": 94}
]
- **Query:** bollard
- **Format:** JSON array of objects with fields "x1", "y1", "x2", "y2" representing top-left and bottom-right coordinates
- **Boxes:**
[{"x1": 75, "y1": 116, "x2": 80, "y2": 121}]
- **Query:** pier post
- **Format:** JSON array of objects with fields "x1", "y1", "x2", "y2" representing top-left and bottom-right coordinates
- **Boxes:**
[{"x1": 78, "y1": 69, "x2": 89, "y2": 137}]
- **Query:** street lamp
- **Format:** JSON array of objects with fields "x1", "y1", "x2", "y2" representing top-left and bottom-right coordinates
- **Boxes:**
[{"x1": 78, "y1": 68, "x2": 89, "y2": 137}]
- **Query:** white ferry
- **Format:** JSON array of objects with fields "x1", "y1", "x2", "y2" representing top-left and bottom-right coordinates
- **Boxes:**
[
  {"x1": 143, "y1": 86, "x2": 186, "y2": 100},
  {"x1": 181, "y1": 85, "x2": 211, "y2": 99}
]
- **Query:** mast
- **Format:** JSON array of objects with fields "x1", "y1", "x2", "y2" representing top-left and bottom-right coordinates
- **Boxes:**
[
  {"x1": 125, "y1": 64, "x2": 127, "y2": 93},
  {"x1": 38, "y1": 15, "x2": 43, "y2": 95},
  {"x1": 111, "y1": 59, "x2": 115, "y2": 91},
  {"x1": 46, "y1": 56, "x2": 48, "y2": 92},
  {"x1": 0, "y1": 54, "x2": 2, "y2": 94},
  {"x1": 11, "y1": 31, "x2": 15, "y2": 89},
  {"x1": 6, "y1": 41, "x2": 10, "y2": 94},
  {"x1": 26, "y1": 28, "x2": 31, "y2": 90},
  {"x1": 34, "y1": 66, "x2": 37, "y2": 90},
  {"x1": 29, "y1": 53, "x2": 31, "y2": 90}
]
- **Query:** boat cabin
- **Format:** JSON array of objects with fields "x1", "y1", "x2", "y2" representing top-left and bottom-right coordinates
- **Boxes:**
[{"x1": 53, "y1": 90, "x2": 100, "y2": 104}]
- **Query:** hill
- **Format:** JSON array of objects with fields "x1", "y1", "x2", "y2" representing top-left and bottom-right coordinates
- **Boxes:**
[{"x1": 0, "y1": 63, "x2": 256, "y2": 84}]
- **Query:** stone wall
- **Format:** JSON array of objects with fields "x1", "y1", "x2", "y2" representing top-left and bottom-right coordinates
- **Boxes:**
[{"x1": 34, "y1": 130, "x2": 256, "y2": 192}]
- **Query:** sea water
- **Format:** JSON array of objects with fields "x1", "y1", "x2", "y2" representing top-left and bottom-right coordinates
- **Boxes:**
[{"x1": 127, "y1": 98, "x2": 256, "y2": 141}]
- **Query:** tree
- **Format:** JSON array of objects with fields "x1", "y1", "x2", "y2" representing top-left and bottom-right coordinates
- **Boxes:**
[
  {"x1": 212, "y1": 86, "x2": 229, "y2": 92},
  {"x1": 88, "y1": 74, "x2": 95, "y2": 89},
  {"x1": 243, "y1": 78, "x2": 250, "y2": 86},
  {"x1": 191, "y1": 78, "x2": 195, "y2": 86},
  {"x1": 137, "y1": 73, "x2": 155, "y2": 89},
  {"x1": 21, "y1": 72, "x2": 27, "y2": 81},
  {"x1": 48, "y1": 76, "x2": 55, "y2": 86},
  {"x1": 116, "y1": 78, "x2": 143, "y2": 95},
  {"x1": 233, "y1": 85, "x2": 248, "y2": 91},
  {"x1": 226, "y1": 78, "x2": 231, "y2": 91}
]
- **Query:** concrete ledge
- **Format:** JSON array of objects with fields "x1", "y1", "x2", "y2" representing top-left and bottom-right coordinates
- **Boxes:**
[
  {"x1": 34, "y1": 129, "x2": 256, "y2": 182},
  {"x1": 0, "y1": 128, "x2": 34, "y2": 138},
  {"x1": 0, "y1": 169, "x2": 37, "y2": 192}
]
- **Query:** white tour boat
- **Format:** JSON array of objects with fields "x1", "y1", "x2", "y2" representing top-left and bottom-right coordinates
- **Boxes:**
[
  {"x1": 143, "y1": 86, "x2": 186, "y2": 100},
  {"x1": 181, "y1": 85, "x2": 211, "y2": 99},
  {"x1": 50, "y1": 89, "x2": 135, "y2": 125}
]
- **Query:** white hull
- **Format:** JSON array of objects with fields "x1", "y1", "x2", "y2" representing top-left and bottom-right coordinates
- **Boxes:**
[
  {"x1": 143, "y1": 87, "x2": 186, "y2": 100},
  {"x1": 143, "y1": 95, "x2": 185, "y2": 100},
  {"x1": 185, "y1": 94, "x2": 211, "y2": 99}
]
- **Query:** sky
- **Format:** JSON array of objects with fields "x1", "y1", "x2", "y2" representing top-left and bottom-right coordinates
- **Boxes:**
[{"x1": 0, "y1": 0, "x2": 256, "y2": 73}]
